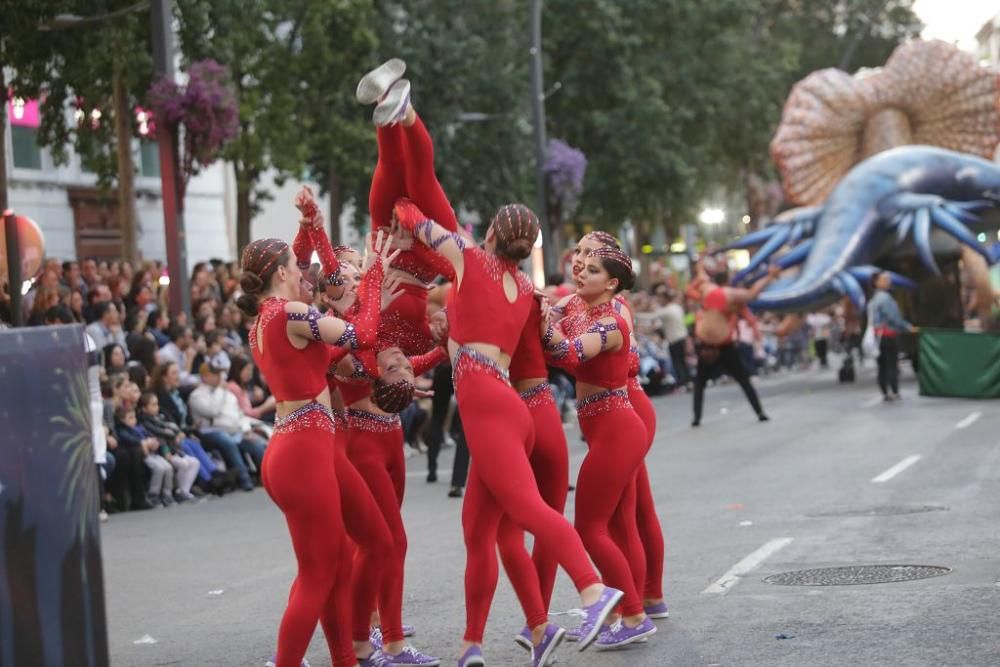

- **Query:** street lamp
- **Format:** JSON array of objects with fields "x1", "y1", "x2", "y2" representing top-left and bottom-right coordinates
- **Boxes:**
[
  {"x1": 529, "y1": 0, "x2": 556, "y2": 277},
  {"x1": 699, "y1": 207, "x2": 726, "y2": 225}
]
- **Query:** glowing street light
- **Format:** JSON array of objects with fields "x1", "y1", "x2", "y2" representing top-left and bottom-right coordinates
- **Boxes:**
[{"x1": 699, "y1": 207, "x2": 725, "y2": 225}]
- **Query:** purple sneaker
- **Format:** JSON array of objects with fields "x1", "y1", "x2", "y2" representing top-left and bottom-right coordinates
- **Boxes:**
[
  {"x1": 576, "y1": 586, "x2": 624, "y2": 651},
  {"x1": 359, "y1": 650, "x2": 393, "y2": 667},
  {"x1": 456, "y1": 645, "x2": 485, "y2": 667},
  {"x1": 532, "y1": 624, "x2": 565, "y2": 667},
  {"x1": 644, "y1": 601, "x2": 670, "y2": 619},
  {"x1": 402, "y1": 623, "x2": 416, "y2": 637},
  {"x1": 595, "y1": 618, "x2": 657, "y2": 651},
  {"x1": 384, "y1": 645, "x2": 440, "y2": 666},
  {"x1": 513, "y1": 625, "x2": 532, "y2": 651},
  {"x1": 370, "y1": 626, "x2": 384, "y2": 650},
  {"x1": 563, "y1": 626, "x2": 582, "y2": 642}
]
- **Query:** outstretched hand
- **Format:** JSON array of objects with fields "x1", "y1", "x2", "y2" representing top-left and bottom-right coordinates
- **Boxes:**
[
  {"x1": 294, "y1": 186, "x2": 322, "y2": 227},
  {"x1": 363, "y1": 230, "x2": 402, "y2": 273}
]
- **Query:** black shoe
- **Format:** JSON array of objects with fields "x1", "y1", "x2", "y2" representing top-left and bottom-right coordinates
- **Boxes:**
[
  {"x1": 426, "y1": 470, "x2": 437, "y2": 483},
  {"x1": 240, "y1": 484, "x2": 255, "y2": 492},
  {"x1": 132, "y1": 499, "x2": 154, "y2": 511},
  {"x1": 447, "y1": 486, "x2": 463, "y2": 498},
  {"x1": 190, "y1": 485, "x2": 207, "y2": 498},
  {"x1": 758, "y1": 413, "x2": 770, "y2": 422},
  {"x1": 691, "y1": 419, "x2": 700, "y2": 428}
]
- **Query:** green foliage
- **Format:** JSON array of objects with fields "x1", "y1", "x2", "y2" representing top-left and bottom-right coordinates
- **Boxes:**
[{"x1": 1, "y1": 0, "x2": 153, "y2": 187}]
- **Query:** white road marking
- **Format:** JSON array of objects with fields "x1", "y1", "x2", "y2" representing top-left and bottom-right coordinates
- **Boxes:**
[
  {"x1": 861, "y1": 396, "x2": 884, "y2": 408},
  {"x1": 955, "y1": 411, "x2": 982, "y2": 430},
  {"x1": 703, "y1": 537, "x2": 794, "y2": 594},
  {"x1": 871, "y1": 455, "x2": 922, "y2": 483}
]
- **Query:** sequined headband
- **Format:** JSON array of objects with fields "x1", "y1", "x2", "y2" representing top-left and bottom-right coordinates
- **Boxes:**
[
  {"x1": 590, "y1": 245, "x2": 632, "y2": 272},
  {"x1": 242, "y1": 238, "x2": 289, "y2": 277},
  {"x1": 586, "y1": 230, "x2": 620, "y2": 249}
]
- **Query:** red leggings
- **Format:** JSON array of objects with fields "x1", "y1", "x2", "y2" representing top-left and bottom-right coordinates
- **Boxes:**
[
  {"x1": 262, "y1": 419, "x2": 345, "y2": 667},
  {"x1": 369, "y1": 115, "x2": 457, "y2": 230},
  {"x1": 576, "y1": 393, "x2": 649, "y2": 617},
  {"x1": 497, "y1": 387, "x2": 570, "y2": 624},
  {"x1": 457, "y1": 368, "x2": 600, "y2": 642},
  {"x1": 346, "y1": 414, "x2": 408, "y2": 643},
  {"x1": 628, "y1": 384, "x2": 665, "y2": 599}
]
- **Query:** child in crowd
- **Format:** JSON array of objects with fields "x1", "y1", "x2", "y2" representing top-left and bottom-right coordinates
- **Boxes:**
[
  {"x1": 137, "y1": 392, "x2": 202, "y2": 502},
  {"x1": 114, "y1": 405, "x2": 175, "y2": 507}
]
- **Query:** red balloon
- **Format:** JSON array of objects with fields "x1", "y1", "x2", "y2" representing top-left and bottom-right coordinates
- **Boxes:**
[{"x1": 0, "y1": 213, "x2": 47, "y2": 280}]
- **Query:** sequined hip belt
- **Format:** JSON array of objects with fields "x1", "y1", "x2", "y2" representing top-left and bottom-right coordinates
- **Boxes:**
[
  {"x1": 347, "y1": 408, "x2": 402, "y2": 433},
  {"x1": 274, "y1": 401, "x2": 336, "y2": 435},
  {"x1": 333, "y1": 409, "x2": 349, "y2": 432},
  {"x1": 626, "y1": 376, "x2": 642, "y2": 393},
  {"x1": 452, "y1": 346, "x2": 511, "y2": 390},
  {"x1": 576, "y1": 388, "x2": 632, "y2": 419},
  {"x1": 519, "y1": 382, "x2": 555, "y2": 409}
]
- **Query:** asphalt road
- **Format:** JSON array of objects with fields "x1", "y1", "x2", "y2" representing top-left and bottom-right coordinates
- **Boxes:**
[{"x1": 101, "y1": 359, "x2": 1000, "y2": 666}]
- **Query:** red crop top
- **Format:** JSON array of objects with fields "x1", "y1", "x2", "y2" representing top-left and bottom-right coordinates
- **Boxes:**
[
  {"x1": 251, "y1": 297, "x2": 336, "y2": 402},
  {"x1": 704, "y1": 286, "x2": 728, "y2": 312},
  {"x1": 509, "y1": 298, "x2": 548, "y2": 382},
  {"x1": 549, "y1": 300, "x2": 632, "y2": 389},
  {"x1": 448, "y1": 247, "x2": 535, "y2": 356}
]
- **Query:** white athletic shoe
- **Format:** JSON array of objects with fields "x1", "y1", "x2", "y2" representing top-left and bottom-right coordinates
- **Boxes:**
[
  {"x1": 373, "y1": 79, "x2": 411, "y2": 127},
  {"x1": 357, "y1": 58, "x2": 406, "y2": 105}
]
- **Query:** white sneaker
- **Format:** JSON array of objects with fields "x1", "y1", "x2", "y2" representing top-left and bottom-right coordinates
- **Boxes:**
[
  {"x1": 357, "y1": 58, "x2": 406, "y2": 105},
  {"x1": 373, "y1": 79, "x2": 411, "y2": 127}
]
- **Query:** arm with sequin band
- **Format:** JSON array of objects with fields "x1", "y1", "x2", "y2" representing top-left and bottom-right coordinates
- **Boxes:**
[
  {"x1": 541, "y1": 316, "x2": 624, "y2": 369},
  {"x1": 295, "y1": 187, "x2": 343, "y2": 287},
  {"x1": 392, "y1": 198, "x2": 466, "y2": 278},
  {"x1": 285, "y1": 233, "x2": 392, "y2": 350}
]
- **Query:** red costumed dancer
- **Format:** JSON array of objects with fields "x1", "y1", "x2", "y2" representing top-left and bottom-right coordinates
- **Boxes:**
[
  {"x1": 496, "y1": 295, "x2": 571, "y2": 651},
  {"x1": 291, "y1": 187, "x2": 442, "y2": 667},
  {"x1": 394, "y1": 198, "x2": 624, "y2": 667},
  {"x1": 565, "y1": 231, "x2": 668, "y2": 617},
  {"x1": 543, "y1": 246, "x2": 657, "y2": 649},
  {"x1": 239, "y1": 227, "x2": 392, "y2": 667}
]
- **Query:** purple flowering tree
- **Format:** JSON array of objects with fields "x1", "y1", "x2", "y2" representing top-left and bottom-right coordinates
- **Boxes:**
[
  {"x1": 545, "y1": 138, "x2": 587, "y2": 223},
  {"x1": 147, "y1": 60, "x2": 239, "y2": 204}
]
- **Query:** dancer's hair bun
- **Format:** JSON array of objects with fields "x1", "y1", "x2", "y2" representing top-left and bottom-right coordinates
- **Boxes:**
[{"x1": 492, "y1": 203, "x2": 540, "y2": 261}]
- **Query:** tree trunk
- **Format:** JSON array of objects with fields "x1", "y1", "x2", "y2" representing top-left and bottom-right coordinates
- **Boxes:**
[
  {"x1": 234, "y1": 166, "x2": 253, "y2": 256},
  {"x1": 327, "y1": 167, "x2": 342, "y2": 246},
  {"x1": 635, "y1": 220, "x2": 652, "y2": 288},
  {"x1": 112, "y1": 72, "x2": 138, "y2": 263},
  {"x1": 0, "y1": 67, "x2": 8, "y2": 214}
]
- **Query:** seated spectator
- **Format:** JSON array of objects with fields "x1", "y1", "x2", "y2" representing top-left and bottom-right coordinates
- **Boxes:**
[
  {"x1": 192, "y1": 330, "x2": 230, "y2": 380},
  {"x1": 83, "y1": 284, "x2": 112, "y2": 323},
  {"x1": 226, "y1": 356, "x2": 275, "y2": 422},
  {"x1": 27, "y1": 285, "x2": 61, "y2": 326},
  {"x1": 137, "y1": 393, "x2": 202, "y2": 501},
  {"x1": 44, "y1": 304, "x2": 75, "y2": 326},
  {"x1": 115, "y1": 405, "x2": 175, "y2": 507},
  {"x1": 188, "y1": 362, "x2": 266, "y2": 492},
  {"x1": 86, "y1": 301, "x2": 128, "y2": 352},
  {"x1": 129, "y1": 337, "x2": 159, "y2": 374},
  {"x1": 148, "y1": 308, "x2": 171, "y2": 347},
  {"x1": 104, "y1": 343, "x2": 128, "y2": 376},
  {"x1": 157, "y1": 325, "x2": 199, "y2": 387},
  {"x1": 107, "y1": 402, "x2": 153, "y2": 511}
]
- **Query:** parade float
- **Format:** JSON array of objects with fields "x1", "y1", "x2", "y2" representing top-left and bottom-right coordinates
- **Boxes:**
[{"x1": 725, "y1": 40, "x2": 1000, "y2": 397}]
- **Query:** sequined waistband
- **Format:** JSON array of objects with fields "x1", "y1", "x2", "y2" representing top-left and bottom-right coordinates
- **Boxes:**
[
  {"x1": 347, "y1": 408, "x2": 402, "y2": 433},
  {"x1": 627, "y1": 376, "x2": 642, "y2": 393},
  {"x1": 576, "y1": 388, "x2": 632, "y2": 419},
  {"x1": 519, "y1": 382, "x2": 555, "y2": 409},
  {"x1": 333, "y1": 409, "x2": 349, "y2": 431},
  {"x1": 453, "y1": 346, "x2": 510, "y2": 390},
  {"x1": 274, "y1": 402, "x2": 336, "y2": 435}
]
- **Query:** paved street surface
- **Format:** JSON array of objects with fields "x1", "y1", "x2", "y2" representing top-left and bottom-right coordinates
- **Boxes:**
[{"x1": 102, "y1": 360, "x2": 1000, "y2": 666}]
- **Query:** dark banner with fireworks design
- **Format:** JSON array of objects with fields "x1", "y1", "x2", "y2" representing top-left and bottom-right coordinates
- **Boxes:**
[{"x1": 0, "y1": 325, "x2": 109, "y2": 667}]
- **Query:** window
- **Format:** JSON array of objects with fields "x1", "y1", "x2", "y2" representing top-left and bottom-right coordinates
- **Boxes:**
[
  {"x1": 11, "y1": 124, "x2": 42, "y2": 169},
  {"x1": 8, "y1": 97, "x2": 42, "y2": 170},
  {"x1": 139, "y1": 140, "x2": 160, "y2": 178}
]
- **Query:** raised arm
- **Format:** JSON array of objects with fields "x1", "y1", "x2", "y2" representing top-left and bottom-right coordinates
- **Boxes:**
[
  {"x1": 410, "y1": 346, "x2": 449, "y2": 376},
  {"x1": 295, "y1": 186, "x2": 342, "y2": 286},
  {"x1": 393, "y1": 199, "x2": 466, "y2": 281},
  {"x1": 728, "y1": 265, "x2": 781, "y2": 306}
]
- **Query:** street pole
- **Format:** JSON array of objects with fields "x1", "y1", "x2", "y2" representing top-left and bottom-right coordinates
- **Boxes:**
[
  {"x1": 150, "y1": 0, "x2": 190, "y2": 317},
  {"x1": 529, "y1": 0, "x2": 556, "y2": 278},
  {"x1": 4, "y1": 210, "x2": 23, "y2": 327},
  {"x1": 112, "y1": 70, "x2": 138, "y2": 264}
]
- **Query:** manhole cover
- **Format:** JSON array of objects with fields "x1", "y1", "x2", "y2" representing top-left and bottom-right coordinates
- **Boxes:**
[
  {"x1": 763, "y1": 565, "x2": 952, "y2": 586},
  {"x1": 807, "y1": 505, "x2": 948, "y2": 518}
]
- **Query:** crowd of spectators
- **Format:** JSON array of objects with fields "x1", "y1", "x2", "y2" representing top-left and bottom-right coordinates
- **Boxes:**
[{"x1": 2, "y1": 252, "x2": 859, "y2": 512}]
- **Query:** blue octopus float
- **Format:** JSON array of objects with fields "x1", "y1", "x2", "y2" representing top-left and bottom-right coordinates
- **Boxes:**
[{"x1": 727, "y1": 146, "x2": 1000, "y2": 312}]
